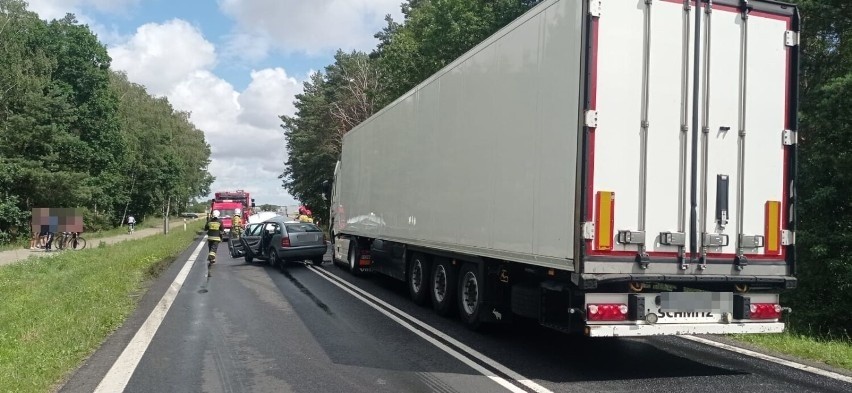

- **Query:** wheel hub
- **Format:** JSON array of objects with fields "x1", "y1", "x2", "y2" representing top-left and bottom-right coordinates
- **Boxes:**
[
  {"x1": 433, "y1": 265, "x2": 447, "y2": 302},
  {"x1": 462, "y1": 271, "x2": 479, "y2": 315},
  {"x1": 411, "y1": 260, "x2": 423, "y2": 293}
]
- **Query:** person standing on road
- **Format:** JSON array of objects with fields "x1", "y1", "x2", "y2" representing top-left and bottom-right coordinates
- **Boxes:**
[
  {"x1": 127, "y1": 215, "x2": 136, "y2": 233},
  {"x1": 232, "y1": 209, "x2": 243, "y2": 239},
  {"x1": 205, "y1": 210, "x2": 223, "y2": 264},
  {"x1": 298, "y1": 206, "x2": 313, "y2": 223}
]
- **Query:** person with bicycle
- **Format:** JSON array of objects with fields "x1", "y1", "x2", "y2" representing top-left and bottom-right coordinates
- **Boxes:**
[
  {"x1": 205, "y1": 210, "x2": 223, "y2": 264},
  {"x1": 37, "y1": 224, "x2": 53, "y2": 251},
  {"x1": 127, "y1": 215, "x2": 136, "y2": 233}
]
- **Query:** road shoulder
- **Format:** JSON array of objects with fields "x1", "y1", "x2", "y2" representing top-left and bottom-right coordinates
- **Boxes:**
[{"x1": 58, "y1": 236, "x2": 207, "y2": 393}]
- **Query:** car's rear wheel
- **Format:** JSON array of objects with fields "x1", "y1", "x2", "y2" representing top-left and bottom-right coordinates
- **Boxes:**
[
  {"x1": 408, "y1": 253, "x2": 430, "y2": 306},
  {"x1": 312, "y1": 256, "x2": 323, "y2": 266},
  {"x1": 268, "y1": 247, "x2": 278, "y2": 268},
  {"x1": 431, "y1": 258, "x2": 457, "y2": 316}
]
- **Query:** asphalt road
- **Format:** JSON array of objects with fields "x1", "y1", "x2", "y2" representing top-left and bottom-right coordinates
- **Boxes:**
[{"x1": 61, "y1": 238, "x2": 851, "y2": 393}]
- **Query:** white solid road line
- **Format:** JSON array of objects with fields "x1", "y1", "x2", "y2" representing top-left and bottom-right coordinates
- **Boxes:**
[
  {"x1": 680, "y1": 335, "x2": 852, "y2": 384},
  {"x1": 93, "y1": 238, "x2": 208, "y2": 393},
  {"x1": 307, "y1": 266, "x2": 527, "y2": 393},
  {"x1": 308, "y1": 265, "x2": 554, "y2": 393}
]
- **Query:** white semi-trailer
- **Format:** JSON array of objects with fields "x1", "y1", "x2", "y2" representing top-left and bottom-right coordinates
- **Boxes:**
[{"x1": 329, "y1": 0, "x2": 799, "y2": 337}]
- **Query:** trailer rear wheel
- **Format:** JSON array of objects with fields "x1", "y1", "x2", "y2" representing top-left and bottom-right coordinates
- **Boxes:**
[
  {"x1": 431, "y1": 258, "x2": 457, "y2": 316},
  {"x1": 457, "y1": 263, "x2": 483, "y2": 329},
  {"x1": 348, "y1": 241, "x2": 362, "y2": 276},
  {"x1": 408, "y1": 253, "x2": 431, "y2": 306}
]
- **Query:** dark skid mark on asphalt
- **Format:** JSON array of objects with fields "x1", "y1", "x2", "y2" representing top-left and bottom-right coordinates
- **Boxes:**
[
  {"x1": 283, "y1": 268, "x2": 334, "y2": 316},
  {"x1": 198, "y1": 265, "x2": 213, "y2": 293}
]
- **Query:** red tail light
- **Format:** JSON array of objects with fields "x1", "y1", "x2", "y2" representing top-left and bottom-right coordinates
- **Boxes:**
[
  {"x1": 587, "y1": 304, "x2": 628, "y2": 321},
  {"x1": 750, "y1": 303, "x2": 781, "y2": 320},
  {"x1": 359, "y1": 250, "x2": 372, "y2": 266},
  {"x1": 281, "y1": 236, "x2": 291, "y2": 248}
]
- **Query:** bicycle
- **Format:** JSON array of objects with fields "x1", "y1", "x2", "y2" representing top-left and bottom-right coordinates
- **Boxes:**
[
  {"x1": 54, "y1": 232, "x2": 87, "y2": 250},
  {"x1": 128, "y1": 223, "x2": 136, "y2": 234}
]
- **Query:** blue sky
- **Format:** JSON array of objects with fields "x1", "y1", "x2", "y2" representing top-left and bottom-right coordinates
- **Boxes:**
[{"x1": 26, "y1": 0, "x2": 402, "y2": 206}]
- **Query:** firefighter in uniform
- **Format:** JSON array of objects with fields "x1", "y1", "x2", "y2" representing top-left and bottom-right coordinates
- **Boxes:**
[
  {"x1": 205, "y1": 210, "x2": 223, "y2": 264},
  {"x1": 232, "y1": 209, "x2": 243, "y2": 239}
]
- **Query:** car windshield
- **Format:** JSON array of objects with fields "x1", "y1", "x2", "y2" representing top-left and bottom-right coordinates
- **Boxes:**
[
  {"x1": 285, "y1": 223, "x2": 321, "y2": 233},
  {"x1": 218, "y1": 209, "x2": 237, "y2": 217}
]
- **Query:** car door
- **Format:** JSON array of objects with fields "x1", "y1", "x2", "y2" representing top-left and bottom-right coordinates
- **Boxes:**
[
  {"x1": 241, "y1": 223, "x2": 263, "y2": 253},
  {"x1": 259, "y1": 222, "x2": 281, "y2": 256}
]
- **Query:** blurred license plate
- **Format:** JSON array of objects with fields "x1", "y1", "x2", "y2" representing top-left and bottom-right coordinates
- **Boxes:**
[
  {"x1": 659, "y1": 292, "x2": 732, "y2": 313},
  {"x1": 649, "y1": 293, "x2": 732, "y2": 323}
]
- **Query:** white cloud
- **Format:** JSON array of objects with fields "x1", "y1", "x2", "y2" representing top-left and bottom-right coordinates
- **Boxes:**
[
  {"x1": 221, "y1": 32, "x2": 272, "y2": 64},
  {"x1": 108, "y1": 19, "x2": 301, "y2": 206},
  {"x1": 26, "y1": 0, "x2": 139, "y2": 20},
  {"x1": 110, "y1": 20, "x2": 217, "y2": 95},
  {"x1": 238, "y1": 68, "x2": 300, "y2": 129},
  {"x1": 168, "y1": 71, "x2": 241, "y2": 132},
  {"x1": 25, "y1": 0, "x2": 133, "y2": 45},
  {"x1": 219, "y1": 0, "x2": 402, "y2": 59}
]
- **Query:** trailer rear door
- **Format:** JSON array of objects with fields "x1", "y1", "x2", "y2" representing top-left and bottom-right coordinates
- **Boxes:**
[{"x1": 583, "y1": 0, "x2": 796, "y2": 276}]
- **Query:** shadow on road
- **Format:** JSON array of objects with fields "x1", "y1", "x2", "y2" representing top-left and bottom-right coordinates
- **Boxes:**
[
  {"x1": 353, "y1": 270, "x2": 746, "y2": 383},
  {"x1": 228, "y1": 253, "x2": 745, "y2": 383}
]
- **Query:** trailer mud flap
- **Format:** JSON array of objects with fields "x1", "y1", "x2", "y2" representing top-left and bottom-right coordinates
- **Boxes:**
[{"x1": 539, "y1": 281, "x2": 578, "y2": 334}]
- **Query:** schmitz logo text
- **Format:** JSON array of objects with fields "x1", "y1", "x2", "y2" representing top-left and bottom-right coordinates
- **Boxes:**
[{"x1": 656, "y1": 310, "x2": 714, "y2": 318}]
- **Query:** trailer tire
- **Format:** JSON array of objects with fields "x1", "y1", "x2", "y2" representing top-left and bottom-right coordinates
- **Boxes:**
[
  {"x1": 348, "y1": 241, "x2": 362, "y2": 276},
  {"x1": 332, "y1": 238, "x2": 343, "y2": 268},
  {"x1": 408, "y1": 253, "x2": 431, "y2": 306},
  {"x1": 457, "y1": 263, "x2": 483, "y2": 330},
  {"x1": 430, "y1": 258, "x2": 457, "y2": 316}
]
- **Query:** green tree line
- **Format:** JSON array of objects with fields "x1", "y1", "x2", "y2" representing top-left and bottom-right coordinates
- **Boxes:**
[
  {"x1": 0, "y1": 0, "x2": 213, "y2": 242},
  {"x1": 789, "y1": 0, "x2": 852, "y2": 337},
  {"x1": 281, "y1": 0, "x2": 850, "y2": 336}
]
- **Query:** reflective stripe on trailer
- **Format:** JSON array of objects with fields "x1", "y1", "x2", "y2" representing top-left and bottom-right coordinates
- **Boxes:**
[{"x1": 586, "y1": 322, "x2": 784, "y2": 337}]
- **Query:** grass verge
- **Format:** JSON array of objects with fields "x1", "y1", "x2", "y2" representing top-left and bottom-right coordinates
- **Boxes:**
[
  {"x1": 84, "y1": 218, "x2": 162, "y2": 240},
  {"x1": 0, "y1": 216, "x2": 187, "y2": 252},
  {"x1": 0, "y1": 222, "x2": 203, "y2": 393},
  {"x1": 732, "y1": 332, "x2": 852, "y2": 371}
]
